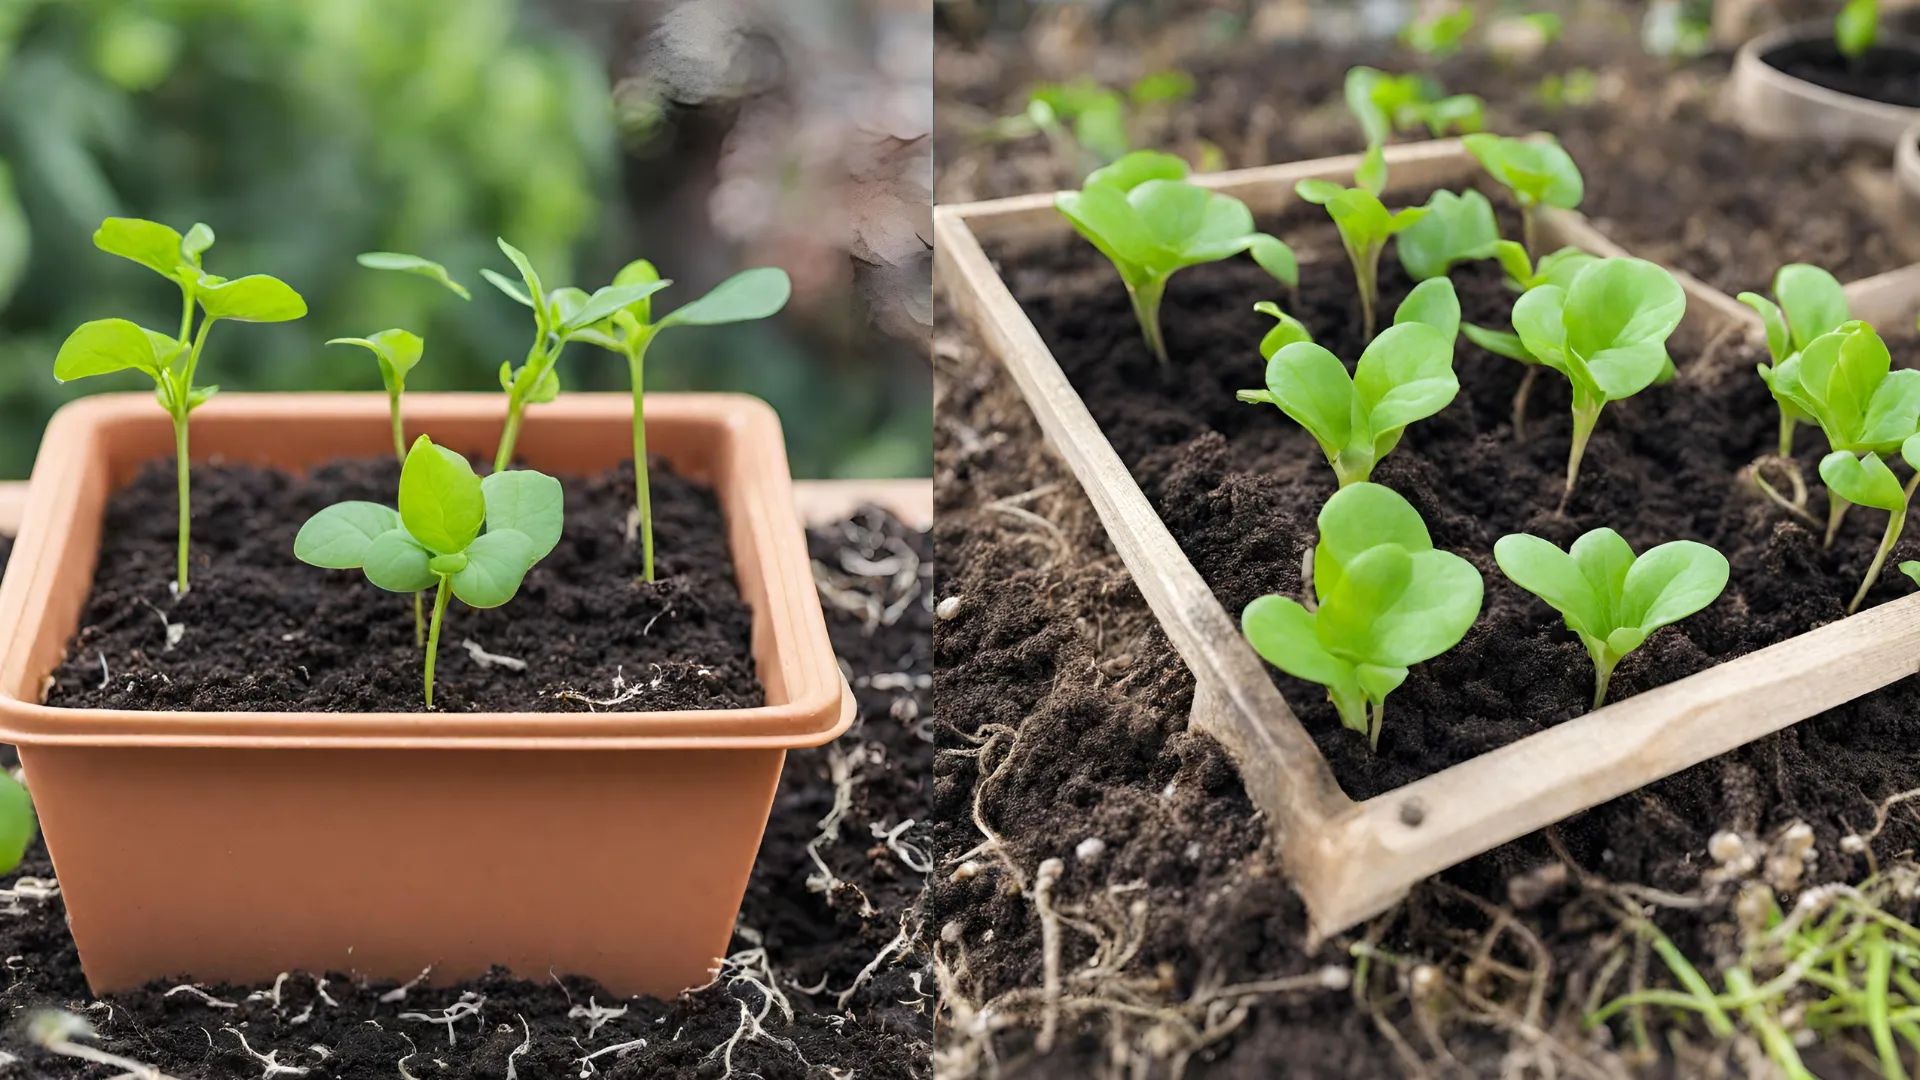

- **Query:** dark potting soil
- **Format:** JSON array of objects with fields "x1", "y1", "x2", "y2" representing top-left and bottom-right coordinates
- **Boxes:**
[
  {"x1": 0, "y1": 512, "x2": 931, "y2": 1080},
  {"x1": 43, "y1": 457, "x2": 764, "y2": 713},
  {"x1": 1766, "y1": 35, "x2": 1920, "y2": 108},
  {"x1": 993, "y1": 192, "x2": 1920, "y2": 894}
]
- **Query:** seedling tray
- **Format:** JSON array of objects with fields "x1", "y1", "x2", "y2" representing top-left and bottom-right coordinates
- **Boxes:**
[{"x1": 933, "y1": 138, "x2": 1920, "y2": 940}]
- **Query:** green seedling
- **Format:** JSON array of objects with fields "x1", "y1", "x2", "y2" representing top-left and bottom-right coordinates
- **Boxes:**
[
  {"x1": 329, "y1": 330, "x2": 426, "y2": 461},
  {"x1": 1400, "y1": 8, "x2": 1474, "y2": 56},
  {"x1": 295, "y1": 435, "x2": 562, "y2": 707},
  {"x1": 54, "y1": 218, "x2": 307, "y2": 597},
  {"x1": 1765, "y1": 321, "x2": 1920, "y2": 547},
  {"x1": 483, "y1": 238, "x2": 673, "y2": 471},
  {"x1": 1242, "y1": 483, "x2": 1483, "y2": 749},
  {"x1": 1533, "y1": 68, "x2": 1600, "y2": 111},
  {"x1": 355, "y1": 252, "x2": 472, "y2": 300},
  {"x1": 1821, "y1": 435, "x2": 1920, "y2": 613},
  {"x1": 1838, "y1": 0, "x2": 1878, "y2": 59},
  {"x1": 1237, "y1": 277, "x2": 1461, "y2": 486},
  {"x1": 999, "y1": 72, "x2": 1198, "y2": 175},
  {"x1": 1056, "y1": 151, "x2": 1298, "y2": 366},
  {"x1": 1463, "y1": 132, "x2": 1583, "y2": 259},
  {"x1": 0, "y1": 772, "x2": 32, "y2": 875},
  {"x1": 568, "y1": 261, "x2": 791, "y2": 582},
  {"x1": 1396, "y1": 188, "x2": 1500, "y2": 282},
  {"x1": 1495, "y1": 528, "x2": 1729, "y2": 709},
  {"x1": 1461, "y1": 240, "x2": 1600, "y2": 440},
  {"x1": 1295, "y1": 177, "x2": 1429, "y2": 341},
  {"x1": 1506, "y1": 256, "x2": 1686, "y2": 508},
  {"x1": 1739, "y1": 263, "x2": 1849, "y2": 523},
  {"x1": 1345, "y1": 67, "x2": 1485, "y2": 193}
]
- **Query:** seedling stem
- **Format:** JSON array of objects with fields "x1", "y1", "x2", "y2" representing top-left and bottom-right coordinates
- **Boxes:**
[
  {"x1": 1852, "y1": 505, "x2": 1904, "y2": 614},
  {"x1": 424, "y1": 579, "x2": 452, "y2": 708},
  {"x1": 1560, "y1": 398, "x2": 1602, "y2": 513},
  {"x1": 1827, "y1": 495, "x2": 1850, "y2": 550},
  {"x1": 1130, "y1": 281, "x2": 1169, "y2": 366},
  {"x1": 1513, "y1": 367, "x2": 1539, "y2": 441},
  {"x1": 627, "y1": 337, "x2": 658, "y2": 581}
]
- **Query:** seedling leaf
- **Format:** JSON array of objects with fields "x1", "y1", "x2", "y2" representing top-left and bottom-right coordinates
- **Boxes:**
[
  {"x1": 182, "y1": 223, "x2": 215, "y2": 265},
  {"x1": 196, "y1": 274, "x2": 308, "y2": 322},
  {"x1": 1397, "y1": 189, "x2": 1500, "y2": 281},
  {"x1": 482, "y1": 268, "x2": 534, "y2": 307},
  {"x1": 294, "y1": 502, "x2": 402, "y2": 568},
  {"x1": 93, "y1": 217, "x2": 185, "y2": 277},
  {"x1": 566, "y1": 280, "x2": 675, "y2": 332},
  {"x1": 398, "y1": 435, "x2": 485, "y2": 555},
  {"x1": 1463, "y1": 133, "x2": 1583, "y2": 210},
  {"x1": 660, "y1": 267, "x2": 791, "y2": 327},
  {"x1": 54, "y1": 318, "x2": 179, "y2": 380},
  {"x1": 356, "y1": 252, "x2": 472, "y2": 300},
  {"x1": 362, "y1": 530, "x2": 438, "y2": 592},
  {"x1": 449, "y1": 529, "x2": 540, "y2": 608},
  {"x1": 481, "y1": 470, "x2": 564, "y2": 561}
]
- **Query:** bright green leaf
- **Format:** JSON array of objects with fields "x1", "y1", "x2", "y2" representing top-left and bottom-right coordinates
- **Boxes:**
[
  {"x1": 481, "y1": 469, "x2": 564, "y2": 561},
  {"x1": 450, "y1": 528, "x2": 539, "y2": 608},
  {"x1": 362, "y1": 529, "x2": 437, "y2": 593},
  {"x1": 93, "y1": 217, "x2": 185, "y2": 277},
  {"x1": 294, "y1": 501, "x2": 401, "y2": 569},
  {"x1": 357, "y1": 251, "x2": 472, "y2": 300},
  {"x1": 197, "y1": 274, "x2": 308, "y2": 323},
  {"x1": 1396, "y1": 189, "x2": 1500, "y2": 282},
  {"x1": 398, "y1": 435, "x2": 485, "y2": 555}
]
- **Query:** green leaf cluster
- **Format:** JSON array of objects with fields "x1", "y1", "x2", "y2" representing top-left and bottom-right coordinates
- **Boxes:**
[
  {"x1": 1820, "y1": 433, "x2": 1920, "y2": 613},
  {"x1": 1295, "y1": 177, "x2": 1428, "y2": 340},
  {"x1": 1056, "y1": 151, "x2": 1298, "y2": 365},
  {"x1": 1396, "y1": 189, "x2": 1500, "y2": 282},
  {"x1": 1495, "y1": 528, "x2": 1728, "y2": 709},
  {"x1": 295, "y1": 435, "x2": 563, "y2": 706},
  {"x1": 1237, "y1": 278, "x2": 1461, "y2": 486},
  {"x1": 54, "y1": 217, "x2": 307, "y2": 595},
  {"x1": 1241, "y1": 483, "x2": 1484, "y2": 748},
  {"x1": 1399, "y1": 8, "x2": 1475, "y2": 56},
  {"x1": 1837, "y1": 0, "x2": 1879, "y2": 59},
  {"x1": 1009, "y1": 72, "x2": 1197, "y2": 170},
  {"x1": 1345, "y1": 68, "x2": 1485, "y2": 149},
  {"x1": 1461, "y1": 242, "x2": 1601, "y2": 440},
  {"x1": 1504, "y1": 256, "x2": 1686, "y2": 503},
  {"x1": 1739, "y1": 264, "x2": 1848, "y2": 459},
  {"x1": 1463, "y1": 133, "x2": 1583, "y2": 257},
  {"x1": 1766, "y1": 321, "x2": 1920, "y2": 458}
]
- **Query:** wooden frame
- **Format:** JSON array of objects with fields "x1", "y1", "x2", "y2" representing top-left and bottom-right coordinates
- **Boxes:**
[{"x1": 934, "y1": 139, "x2": 1920, "y2": 941}]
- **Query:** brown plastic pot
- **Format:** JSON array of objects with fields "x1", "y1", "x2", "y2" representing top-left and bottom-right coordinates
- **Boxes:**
[
  {"x1": 1727, "y1": 21, "x2": 1920, "y2": 146},
  {"x1": 0, "y1": 391, "x2": 854, "y2": 997}
]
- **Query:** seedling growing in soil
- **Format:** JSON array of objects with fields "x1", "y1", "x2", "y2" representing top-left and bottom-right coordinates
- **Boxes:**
[
  {"x1": 1399, "y1": 8, "x2": 1473, "y2": 56},
  {"x1": 1241, "y1": 483, "x2": 1483, "y2": 749},
  {"x1": 483, "y1": 238, "x2": 673, "y2": 471},
  {"x1": 1838, "y1": 0, "x2": 1878, "y2": 59},
  {"x1": 1056, "y1": 151, "x2": 1298, "y2": 365},
  {"x1": 1739, "y1": 264, "x2": 1849, "y2": 522},
  {"x1": 1765, "y1": 321, "x2": 1920, "y2": 546},
  {"x1": 295, "y1": 435, "x2": 562, "y2": 707},
  {"x1": 328, "y1": 331, "x2": 426, "y2": 461},
  {"x1": 1462, "y1": 133, "x2": 1583, "y2": 259},
  {"x1": 1495, "y1": 528, "x2": 1729, "y2": 709},
  {"x1": 1462, "y1": 241, "x2": 1599, "y2": 439},
  {"x1": 1295, "y1": 177, "x2": 1428, "y2": 340},
  {"x1": 1237, "y1": 278, "x2": 1461, "y2": 486},
  {"x1": 1004, "y1": 72, "x2": 1198, "y2": 174},
  {"x1": 567, "y1": 261, "x2": 792, "y2": 582},
  {"x1": 1396, "y1": 189, "x2": 1500, "y2": 282},
  {"x1": 1506, "y1": 256, "x2": 1686, "y2": 508},
  {"x1": 54, "y1": 218, "x2": 307, "y2": 597},
  {"x1": 1344, "y1": 67, "x2": 1484, "y2": 194},
  {"x1": 1821, "y1": 436, "x2": 1920, "y2": 613}
]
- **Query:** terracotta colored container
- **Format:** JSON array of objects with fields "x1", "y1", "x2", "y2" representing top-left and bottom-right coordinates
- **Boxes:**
[
  {"x1": 0, "y1": 392, "x2": 854, "y2": 997},
  {"x1": 1727, "y1": 22, "x2": 1920, "y2": 146}
]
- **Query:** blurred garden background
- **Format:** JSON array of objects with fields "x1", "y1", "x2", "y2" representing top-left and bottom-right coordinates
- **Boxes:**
[{"x1": 0, "y1": 0, "x2": 931, "y2": 479}]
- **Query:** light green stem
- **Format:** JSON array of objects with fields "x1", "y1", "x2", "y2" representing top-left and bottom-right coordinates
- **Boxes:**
[
  {"x1": 1129, "y1": 278, "x2": 1168, "y2": 366},
  {"x1": 1827, "y1": 493, "x2": 1852, "y2": 550},
  {"x1": 1522, "y1": 204, "x2": 1538, "y2": 263},
  {"x1": 174, "y1": 415, "x2": 190, "y2": 597},
  {"x1": 1368, "y1": 700, "x2": 1385, "y2": 751},
  {"x1": 423, "y1": 577, "x2": 452, "y2": 708},
  {"x1": 1848, "y1": 504, "x2": 1905, "y2": 615},
  {"x1": 1593, "y1": 652, "x2": 1617, "y2": 711},
  {"x1": 1560, "y1": 400, "x2": 1602, "y2": 513},
  {"x1": 389, "y1": 389, "x2": 406, "y2": 462},
  {"x1": 629, "y1": 343, "x2": 656, "y2": 582},
  {"x1": 495, "y1": 399, "x2": 525, "y2": 474},
  {"x1": 1778, "y1": 412, "x2": 1796, "y2": 460},
  {"x1": 413, "y1": 591, "x2": 425, "y2": 649},
  {"x1": 1356, "y1": 241, "x2": 1382, "y2": 342},
  {"x1": 1512, "y1": 366, "x2": 1539, "y2": 441}
]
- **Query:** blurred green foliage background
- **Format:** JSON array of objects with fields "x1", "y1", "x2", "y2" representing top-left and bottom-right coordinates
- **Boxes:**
[{"x1": 0, "y1": 0, "x2": 930, "y2": 479}]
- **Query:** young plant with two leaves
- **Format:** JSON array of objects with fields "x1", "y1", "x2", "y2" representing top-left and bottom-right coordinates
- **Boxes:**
[
  {"x1": 1000, "y1": 72, "x2": 1200, "y2": 176},
  {"x1": 329, "y1": 252, "x2": 474, "y2": 644},
  {"x1": 1241, "y1": 483, "x2": 1483, "y2": 749},
  {"x1": 1295, "y1": 162, "x2": 1429, "y2": 341},
  {"x1": 1344, "y1": 67, "x2": 1486, "y2": 188},
  {"x1": 1820, "y1": 436, "x2": 1920, "y2": 613},
  {"x1": 1495, "y1": 528, "x2": 1729, "y2": 709},
  {"x1": 1499, "y1": 256, "x2": 1687, "y2": 509},
  {"x1": 1462, "y1": 133, "x2": 1583, "y2": 260},
  {"x1": 1462, "y1": 241, "x2": 1600, "y2": 439},
  {"x1": 1056, "y1": 151, "x2": 1298, "y2": 366},
  {"x1": 1237, "y1": 278, "x2": 1461, "y2": 487},
  {"x1": 1738, "y1": 264, "x2": 1849, "y2": 521},
  {"x1": 295, "y1": 435, "x2": 562, "y2": 707},
  {"x1": 54, "y1": 218, "x2": 307, "y2": 597},
  {"x1": 1760, "y1": 320, "x2": 1920, "y2": 549},
  {"x1": 566, "y1": 262, "x2": 791, "y2": 582}
]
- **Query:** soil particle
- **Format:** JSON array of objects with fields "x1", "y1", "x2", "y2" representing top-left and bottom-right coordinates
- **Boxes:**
[
  {"x1": 45, "y1": 457, "x2": 763, "y2": 713},
  {"x1": 998, "y1": 192, "x2": 1920, "y2": 898},
  {"x1": 0, "y1": 512, "x2": 931, "y2": 1079}
]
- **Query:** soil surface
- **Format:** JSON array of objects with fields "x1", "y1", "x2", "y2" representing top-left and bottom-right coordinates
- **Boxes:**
[
  {"x1": 45, "y1": 457, "x2": 764, "y2": 713},
  {"x1": 1767, "y1": 36, "x2": 1920, "y2": 108},
  {"x1": 999, "y1": 193, "x2": 1920, "y2": 827},
  {"x1": 0, "y1": 511, "x2": 932, "y2": 1080}
]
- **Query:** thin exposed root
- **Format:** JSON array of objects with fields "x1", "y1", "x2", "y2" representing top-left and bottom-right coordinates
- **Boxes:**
[
  {"x1": 805, "y1": 743, "x2": 879, "y2": 916},
  {"x1": 505, "y1": 1016, "x2": 531, "y2": 1080},
  {"x1": 573, "y1": 1036, "x2": 648, "y2": 1076},
  {"x1": 835, "y1": 910, "x2": 915, "y2": 1010},
  {"x1": 460, "y1": 639, "x2": 527, "y2": 671},
  {"x1": 220, "y1": 1027, "x2": 310, "y2": 1078},
  {"x1": 398, "y1": 992, "x2": 485, "y2": 1046},
  {"x1": 29, "y1": 1011, "x2": 182, "y2": 1080},
  {"x1": 567, "y1": 997, "x2": 628, "y2": 1041},
  {"x1": 1034, "y1": 858, "x2": 1065, "y2": 1053},
  {"x1": 377, "y1": 967, "x2": 432, "y2": 1004},
  {"x1": 163, "y1": 985, "x2": 238, "y2": 1009}
]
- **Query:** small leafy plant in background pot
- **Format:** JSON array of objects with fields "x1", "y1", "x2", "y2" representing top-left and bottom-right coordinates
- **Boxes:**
[
  {"x1": 1837, "y1": 0, "x2": 1879, "y2": 59},
  {"x1": 54, "y1": 218, "x2": 307, "y2": 597},
  {"x1": 1462, "y1": 241, "x2": 1598, "y2": 439},
  {"x1": 1242, "y1": 483, "x2": 1484, "y2": 749},
  {"x1": 1738, "y1": 263, "x2": 1849, "y2": 523},
  {"x1": 1502, "y1": 256, "x2": 1686, "y2": 509},
  {"x1": 569, "y1": 261, "x2": 792, "y2": 582},
  {"x1": 1495, "y1": 528, "x2": 1729, "y2": 709},
  {"x1": 295, "y1": 435, "x2": 562, "y2": 708},
  {"x1": 1463, "y1": 133, "x2": 1583, "y2": 260},
  {"x1": 1056, "y1": 150, "x2": 1298, "y2": 366},
  {"x1": 1237, "y1": 278, "x2": 1461, "y2": 487}
]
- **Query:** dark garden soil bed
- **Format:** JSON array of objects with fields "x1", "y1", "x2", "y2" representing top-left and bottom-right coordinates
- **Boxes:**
[
  {"x1": 45, "y1": 457, "x2": 764, "y2": 713},
  {"x1": 990, "y1": 194, "x2": 1920, "y2": 894},
  {"x1": 1765, "y1": 35, "x2": 1920, "y2": 108},
  {"x1": 0, "y1": 511, "x2": 931, "y2": 1079}
]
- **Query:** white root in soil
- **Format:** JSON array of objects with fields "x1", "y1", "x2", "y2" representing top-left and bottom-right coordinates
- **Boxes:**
[{"x1": 460, "y1": 639, "x2": 528, "y2": 671}]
